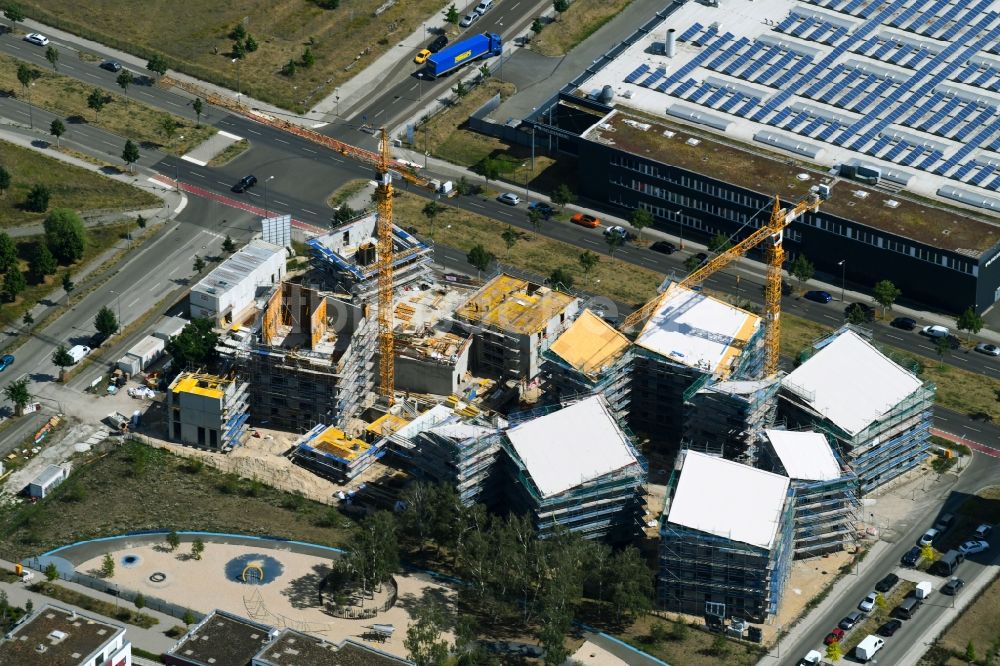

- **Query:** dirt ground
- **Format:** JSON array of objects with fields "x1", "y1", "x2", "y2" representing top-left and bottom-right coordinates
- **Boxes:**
[
  {"x1": 932, "y1": 573, "x2": 1000, "y2": 664},
  {"x1": 571, "y1": 640, "x2": 629, "y2": 665},
  {"x1": 772, "y1": 550, "x2": 854, "y2": 637}
]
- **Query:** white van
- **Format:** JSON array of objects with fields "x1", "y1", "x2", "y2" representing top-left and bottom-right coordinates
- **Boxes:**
[
  {"x1": 855, "y1": 635, "x2": 885, "y2": 662},
  {"x1": 68, "y1": 345, "x2": 92, "y2": 364}
]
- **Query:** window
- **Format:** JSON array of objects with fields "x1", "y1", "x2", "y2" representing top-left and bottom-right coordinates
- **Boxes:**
[
  {"x1": 209, "y1": 429, "x2": 218, "y2": 448},
  {"x1": 197, "y1": 426, "x2": 205, "y2": 445}
]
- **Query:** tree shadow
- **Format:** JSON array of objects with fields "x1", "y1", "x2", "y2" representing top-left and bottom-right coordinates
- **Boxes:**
[
  {"x1": 395, "y1": 585, "x2": 453, "y2": 625},
  {"x1": 100, "y1": 166, "x2": 125, "y2": 176},
  {"x1": 281, "y1": 562, "x2": 331, "y2": 610},
  {"x1": 29, "y1": 372, "x2": 56, "y2": 383},
  {"x1": 66, "y1": 115, "x2": 88, "y2": 124},
  {"x1": 30, "y1": 140, "x2": 50, "y2": 149}
]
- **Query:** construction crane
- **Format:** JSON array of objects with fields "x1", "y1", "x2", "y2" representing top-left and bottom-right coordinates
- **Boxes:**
[
  {"x1": 375, "y1": 128, "x2": 395, "y2": 405},
  {"x1": 619, "y1": 194, "x2": 821, "y2": 377}
]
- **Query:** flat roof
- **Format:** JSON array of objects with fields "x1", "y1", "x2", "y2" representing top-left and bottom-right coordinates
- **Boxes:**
[
  {"x1": 193, "y1": 239, "x2": 284, "y2": 297},
  {"x1": 635, "y1": 283, "x2": 761, "y2": 376},
  {"x1": 306, "y1": 425, "x2": 372, "y2": 462},
  {"x1": 781, "y1": 328, "x2": 923, "y2": 435},
  {"x1": 0, "y1": 604, "x2": 124, "y2": 666},
  {"x1": 549, "y1": 309, "x2": 631, "y2": 378},
  {"x1": 580, "y1": 0, "x2": 1000, "y2": 245},
  {"x1": 168, "y1": 610, "x2": 275, "y2": 666},
  {"x1": 31, "y1": 465, "x2": 65, "y2": 488},
  {"x1": 505, "y1": 395, "x2": 640, "y2": 498},
  {"x1": 764, "y1": 429, "x2": 841, "y2": 481},
  {"x1": 253, "y1": 630, "x2": 412, "y2": 666},
  {"x1": 455, "y1": 274, "x2": 577, "y2": 335},
  {"x1": 170, "y1": 372, "x2": 230, "y2": 399},
  {"x1": 667, "y1": 450, "x2": 790, "y2": 549}
]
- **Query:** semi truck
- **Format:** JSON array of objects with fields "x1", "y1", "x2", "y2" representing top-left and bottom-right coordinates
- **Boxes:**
[{"x1": 426, "y1": 32, "x2": 501, "y2": 77}]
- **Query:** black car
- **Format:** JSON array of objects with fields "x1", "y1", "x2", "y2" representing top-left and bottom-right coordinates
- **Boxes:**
[
  {"x1": 232, "y1": 174, "x2": 258, "y2": 193},
  {"x1": 901, "y1": 545, "x2": 921, "y2": 567},
  {"x1": 875, "y1": 573, "x2": 899, "y2": 593},
  {"x1": 845, "y1": 302, "x2": 876, "y2": 322},
  {"x1": 650, "y1": 241, "x2": 677, "y2": 255},
  {"x1": 891, "y1": 316, "x2": 917, "y2": 330},
  {"x1": 838, "y1": 611, "x2": 863, "y2": 630},
  {"x1": 692, "y1": 252, "x2": 709, "y2": 266},
  {"x1": 941, "y1": 578, "x2": 965, "y2": 595},
  {"x1": 100, "y1": 60, "x2": 123, "y2": 73},
  {"x1": 428, "y1": 34, "x2": 448, "y2": 53},
  {"x1": 877, "y1": 619, "x2": 903, "y2": 637}
]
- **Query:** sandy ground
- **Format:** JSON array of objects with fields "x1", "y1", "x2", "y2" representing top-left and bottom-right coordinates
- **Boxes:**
[
  {"x1": 772, "y1": 550, "x2": 854, "y2": 637},
  {"x1": 571, "y1": 640, "x2": 630, "y2": 665},
  {"x1": 77, "y1": 541, "x2": 455, "y2": 657}
]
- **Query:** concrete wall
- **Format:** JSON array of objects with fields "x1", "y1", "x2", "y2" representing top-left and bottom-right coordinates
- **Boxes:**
[{"x1": 395, "y1": 338, "x2": 470, "y2": 396}]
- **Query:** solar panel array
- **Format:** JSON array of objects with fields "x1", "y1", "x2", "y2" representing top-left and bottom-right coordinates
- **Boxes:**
[{"x1": 624, "y1": 0, "x2": 1000, "y2": 192}]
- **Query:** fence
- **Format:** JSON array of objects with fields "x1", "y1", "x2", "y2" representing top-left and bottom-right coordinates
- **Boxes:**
[{"x1": 326, "y1": 575, "x2": 398, "y2": 620}]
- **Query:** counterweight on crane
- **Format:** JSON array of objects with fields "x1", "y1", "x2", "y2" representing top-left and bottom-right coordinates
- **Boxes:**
[{"x1": 619, "y1": 194, "x2": 821, "y2": 377}]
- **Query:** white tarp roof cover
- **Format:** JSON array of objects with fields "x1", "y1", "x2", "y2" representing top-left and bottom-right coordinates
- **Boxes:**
[
  {"x1": 505, "y1": 395, "x2": 639, "y2": 499},
  {"x1": 667, "y1": 451, "x2": 790, "y2": 549},
  {"x1": 765, "y1": 429, "x2": 840, "y2": 481}
]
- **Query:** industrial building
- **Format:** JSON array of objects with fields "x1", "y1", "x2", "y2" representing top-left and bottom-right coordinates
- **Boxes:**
[
  {"x1": 502, "y1": 394, "x2": 646, "y2": 541},
  {"x1": 290, "y1": 423, "x2": 385, "y2": 483},
  {"x1": 760, "y1": 429, "x2": 859, "y2": 558},
  {"x1": 0, "y1": 604, "x2": 131, "y2": 666},
  {"x1": 544, "y1": 309, "x2": 633, "y2": 420},
  {"x1": 630, "y1": 283, "x2": 764, "y2": 448},
  {"x1": 189, "y1": 240, "x2": 286, "y2": 325},
  {"x1": 238, "y1": 282, "x2": 376, "y2": 433},
  {"x1": 307, "y1": 211, "x2": 433, "y2": 300},
  {"x1": 166, "y1": 372, "x2": 250, "y2": 451},
  {"x1": 683, "y1": 378, "x2": 780, "y2": 465},
  {"x1": 453, "y1": 273, "x2": 580, "y2": 381},
  {"x1": 659, "y1": 450, "x2": 794, "y2": 623},
  {"x1": 780, "y1": 327, "x2": 934, "y2": 493}
]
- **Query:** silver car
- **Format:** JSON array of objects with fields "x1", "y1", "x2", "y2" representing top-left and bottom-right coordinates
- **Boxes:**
[
  {"x1": 975, "y1": 342, "x2": 1000, "y2": 356},
  {"x1": 459, "y1": 12, "x2": 479, "y2": 27}
]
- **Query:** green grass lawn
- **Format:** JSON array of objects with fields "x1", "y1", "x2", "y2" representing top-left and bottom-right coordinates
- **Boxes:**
[{"x1": 530, "y1": 0, "x2": 634, "y2": 57}]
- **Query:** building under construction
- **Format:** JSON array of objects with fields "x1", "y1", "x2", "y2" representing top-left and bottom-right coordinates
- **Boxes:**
[
  {"x1": 502, "y1": 394, "x2": 646, "y2": 541},
  {"x1": 683, "y1": 378, "x2": 779, "y2": 465},
  {"x1": 307, "y1": 212, "x2": 433, "y2": 301},
  {"x1": 238, "y1": 282, "x2": 376, "y2": 433},
  {"x1": 290, "y1": 423, "x2": 386, "y2": 483},
  {"x1": 760, "y1": 429, "x2": 859, "y2": 558},
  {"x1": 453, "y1": 273, "x2": 580, "y2": 382},
  {"x1": 659, "y1": 450, "x2": 794, "y2": 623},
  {"x1": 780, "y1": 327, "x2": 934, "y2": 494},
  {"x1": 407, "y1": 413, "x2": 504, "y2": 507},
  {"x1": 166, "y1": 371, "x2": 250, "y2": 451}
]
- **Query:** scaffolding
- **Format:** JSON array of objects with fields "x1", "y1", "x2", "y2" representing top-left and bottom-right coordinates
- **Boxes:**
[
  {"x1": 167, "y1": 372, "x2": 250, "y2": 451},
  {"x1": 683, "y1": 377, "x2": 780, "y2": 465},
  {"x1": 291, "y1": 424, "x2": 386, "y2": 483},
  {"x1": 409, "y1": 418, "x2": 503, "y2": 507}
]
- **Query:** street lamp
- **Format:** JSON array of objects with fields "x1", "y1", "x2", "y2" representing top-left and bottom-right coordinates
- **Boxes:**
[
  {"x1": 108, "y1": 289, "x2": 122, "y2": 328},
  {"x1": 263, "y1": 175, "x2": 275, "y2": 217},
  {"x1": 232, "y1": 57, "x2": 242, "y2": 105},
  {"x1": 498, "y1": 22, "x2": 504, "y2": 81},
  {"x1": 335, "y1": 88, "x2": 340, "y2": 117},
  {"x1": 672, "y1": 209, "x2": 684, "y2": 249},
  {"x1": 838, "y1": 259, "x2": 846, "y2": 302}
]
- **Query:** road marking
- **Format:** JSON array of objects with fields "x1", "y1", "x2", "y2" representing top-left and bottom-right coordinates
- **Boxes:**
[
  {"x1": 511, "y1": 1, "x2": 520, "y2": 7},
  {"x1": 938, "y1": 416, "x2": 948, "y2": 421},
  {"x1": 165, "y1": 100, "x2": 182, "y2": 107},
  {"x1": 303, "y1": 148, "x2": 318, "y2": 154},
  {"x1": 217, "y1": 180, "x2": 229, "y2": 186},
  {"x1": 248, "y1": 129, "x2": 262, "y2": 135},
  {"x1": 275, "y1": 138, "x2": 290, "y2": 144},
  {"x1": 190, "y1": 171, "x2": 206, "y2": 178},
  {"x1": 7, "y1": 45, "x2": 20, "y2": 51},
  {"x1": 303, "y1": 209, "x2": 318, "y2": 215},
  {"x1": 822, "y1": 314, "x2": 838, "y2": 321},
  {"x1": 101, "y1": 140, "x2": 116, "y2": 147},
  {"x1": 274, "y1": 200, "x2": 288, "y2": 206},
  {"x1": 954, "y1": 356, "x2": 968, "y2": 363},
  {"x1": 469, "y1": 202, "x2": 484, "y2": 208},
  {"x1": 885, "y1": 334, "x2": 903, "y2": 341},
  {"x1": 138, "y1": 91, "x2": 154, "y2": 98},
  {"x1": 127, "y1": 297, "x2": 141, "y2": 309},
  {"x1": 218, "y1": 130, "x2": 242, "y2": 140},
  {"x1": 181, "y1": 155, "x2": 208, "y2": 166},
  {"x1": 84, "y1": 72, "x2": 100, "y2": 79},
  {"x1": 580, "y1": 238, "x2": 599, "y2": 245},
  {"x1": 966, "y1": 426, "x2": 982, "y2": 432}
]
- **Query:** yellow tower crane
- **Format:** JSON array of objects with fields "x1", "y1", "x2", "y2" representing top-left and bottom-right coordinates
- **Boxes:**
[
  {"x1": 619, "y1": 193, "x2": 821, "y2": 377},
  {"x1": 375, "y1": 128, "x2": 395, "y2": 405}
]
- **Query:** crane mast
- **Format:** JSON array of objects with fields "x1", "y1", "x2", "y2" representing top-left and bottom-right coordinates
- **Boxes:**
[{"x1": 375, "y1": 128, "x2": 395, "y2": 405}]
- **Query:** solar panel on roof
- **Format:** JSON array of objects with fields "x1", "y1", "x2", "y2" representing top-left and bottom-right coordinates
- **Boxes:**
[
  {"x1": 704, "y1": 87, "x2": 729, "y2": 107},
  {"x1": 903, "y1": 49, "x2": 929, "y2": 69},
  {"x1": 923, "y1": 3, "x2": 962, "y2": 36},
  {"x1": 673, "y1": 78, "x2": 699, "y2": 97},
  {"x1": 872, "y1": 40, "x2": 895, "y2": 60},
  {"x1": 940, "y1": 0, "x2": 994, "y2": 41},
  {"x1": 786, "y1": 110, "x2": 812, "y2": 130},
  {"x1": 916, "y1": 149, "x2": 944, "y2": 170},
  {"x1": 735, "y1": 96, "x2": 761, "y2": 117},
  {"x1": 899, "y1": 145, "x2": 926, "y2": 166},
  {"x1": 720, "y1": 93, "x2": 745, "y2": 112},
  {"x1": 919, "y1": 97, "x2": 962, "y2": 132},
  {"x1": 883, "y1": 140, "x2": 911, "y2": 161},
  {"x1": 768, "y1": 105, "x2": 793, "y2": 124},
  {"x1": 689, "y1": 82, "x2": 714, "y2": 103},
  {"x1": 640, "y1": 67, "x2": 667, "y2": 87},
  {"x1": 954, "y1": 106, "x2": 996, "y2": 142},
  {"x1": 906, "y1": 0, "x2": 950, "y2": 32},
  {"x1": 888, "y1": 44, "x2": 915, "y2": 64},
  {"x1": 801, "y1": 117, "x2": 826, "y2": 135},
  {"x1": 818, "y1": 122, "x2": 842, "y2": 141},
  {"x1": 806, "y1": 23, "x2": 833, "y2": 42},
  {"x1": 972, "y1": 67, "x2": 998, "y2": 88},
  {"x1": 776, "y1": 15, "x2": 798, "y2": 32},
  {"x1": 953, "y1": 161, "x2": 977, "y2": 179},
  {"x1": 624, "y1": 64, "x2": 650, "y2": 83},
  {"x1": 792, "y1": 17, "x2": 817, "y2": 37},
  {"x1": 866, "y1": 134, "x2": 892, "y2": 155},
  {"x1": 679, "y1": 23, "x2": 704, "y2": 42},
  {"x1": 939, "y1": 104, "x2": 977, "y2": 136},
  {"x1": 970, "y1": 165, "x2": 996, "y2": 185},
  {"x1": 983, "y1": 173, "x2": 1000, "y2": 190}
]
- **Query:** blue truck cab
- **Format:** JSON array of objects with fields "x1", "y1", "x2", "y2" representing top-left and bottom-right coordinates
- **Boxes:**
[{"x1": 426, "y1": 33, "x2": 502, "y2": 77}]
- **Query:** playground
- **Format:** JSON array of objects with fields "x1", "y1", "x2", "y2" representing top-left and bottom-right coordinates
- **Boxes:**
[{"x1": 72, "y1": 536, "x2": 455, "y2": 657}]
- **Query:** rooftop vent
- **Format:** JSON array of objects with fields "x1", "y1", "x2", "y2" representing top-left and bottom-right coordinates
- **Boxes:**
[{"x1": 884, "y1": 200, "x2": 900, "y2": 208}]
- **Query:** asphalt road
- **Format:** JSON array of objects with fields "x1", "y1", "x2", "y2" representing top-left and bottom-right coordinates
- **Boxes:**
[{"x1": 776, "y1": 455, "x2": 1000, "y2": 665}]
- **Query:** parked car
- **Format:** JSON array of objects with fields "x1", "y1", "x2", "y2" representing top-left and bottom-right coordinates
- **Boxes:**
[
  {"x1": 918, "y1": 528, "x2": 940, "y2": 546},
  {"x1": 0, "y1": 354, "x2": 13, "y2": 372},
  {"x1": 875, "y1": 573, "x2": 899, "y2": 593},
  {"x1": 693, "y1": 252, "x2": 709, "y2": 266},
  {"x1": 877, "y1": 619, "x2": 902, "y2": 637},
  {"x1": 459, "y1": 12, "x2": 479, "y2": 27},
  {"x1": 497, "y1": 192, "x2": 521, "y2": 206},
  {"x1": 891, "y1": 316, "x2": 917, "y2": 330},
  {"x1": 921, "y1": 324, "x2": 950, "y2": 338},
  {"x1": 428, "y1": 34, "x2": 449, "y2": 53},
  {"x1": 414, "y1": 49, "x2": 431, "y2": 64},
  {"x1": 933, "y1": 513, "x2": 955, "y2": 532},
  {"x1": 232, "y1": 174, "x2": 258, "y2": 193},
  {"x1": 603, "y1": 225, "x2": 635, "y2": 241},
  {"x1": 941, "y1": 578, "x2": 965, "y2": 595},
  {"x1": 804, "y1": 290, "x2": 833, "y2": 303},
  {"x1": 958, "y1": 539, "x2": 990, "y2": 555},
  {"x1": 858, "y1": 592, "x2": 877, "y2": 613},
  {"x1": 650, "y1": 241, "x2": 677, "y2": 254},
  {"x1": 845, "y1": 302, "x2": 876, "y2": 322},
  {"x1": 973, "y1": 524, "x2": 993, "y2": 539},
  {"x1": 24, "y1": 33, "x2": 49, "y2": 46},
  {"x1": 975, "y1": 342, "x2": 1000, "y2": 356},
  {"x1": 571, "y1": 213, "x2": 600, "y2": 228},
  {"x1": 839, "y1": 611, "x2": 864, "y2": 630},
  {"x1": 824, "y1": 628, "x2": 845, "y2": 645},
  {"x1": 528, "y1": 201, "x2": 555, "y2": 217},
  {"x1": 100, "y1": 60, "x2": 123, "y2": 72},
  {"x1": 901, "y1": 545, "x2": 922, "y2": 567}
]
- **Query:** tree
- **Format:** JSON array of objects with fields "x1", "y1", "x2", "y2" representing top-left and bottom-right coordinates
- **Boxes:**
[
  {"x1": 2, "y1": 266, "x2": 25, "y2": 302},
  {"x1": 101, "y1": 553, "x2": 115, "y2": 578},
  {"x1": 134, "y1": 593, "x2": 145, "y2": 609},
  {"x1": 452, "y1": 80, "x2": 468, "y2": 97},
  {"x1": 551, "y1": 183, "x2": 575, "y2": 208},
  {"x1": 605, "y1": 230, "x2": 624, "y2": 260},
  {"x1": 193, "y1": 255, "x2": 206, "y2": 272},
  {"x1": 27, "y1": 242, "x2": 56, "y2": 283},
  {"x1": 445, "y1": 3, "x2": 460, "y2": 24},
  {"x1": 708, "y1": 633, "x2": 730, "y2": 658},
  {"x1": 478, "y1": 63, "x2": 491, "y2": 79},
  {"x1": 549, "y1": 267, "x2": 574, "y2": 289},
  {"x1": 21, "y1": 311, "x2": 32, "y2": 326},
  {"x1": 15, "y1": 63, "x2": 39, "y2": 130},
  {"x1": 24, "y1": 599, "x2": 32, "y2": 615},
  {"x1": 553, "y1": 0, "x2": 570, "y2": 16},
  {"x1": 478, "y1": 156, "x2": 501, "y2": 186},
  {"x1": 531, "y1": 18, "x2": 544, "y2": 34},
  {"x1": 872, "y1": 279, "x2": 901, "y2": 315},
  {"x1": 160, "y1": 116, "x2": 178, "y2": 142},
  {"x1": 874, "y1": 591, "x2": 888, "y2": 618},
  {"x1": 527, "y1": 207, "x2": 544, "y2": 234},
  {"x1": 404, "y1": 602, "x2": 450, "y2": 666},
  {"x1": 44, "y1": 209, "x2": 86, "y2": 263},
  {"x1": 122, "y1": 138, "x2": 140, "y2": 173},
  {"x1": 0, "y1": 232, "x2": 16, "y2": 272},
  {"x1": 87, "y1": 87, "x2": 106, "y2": 117},
  {"x1": 61, "y1": 271, "x2": 74, "y2": 292},
  {"x1": 49, "y1": 118, "x2": 65, "y2": 146},
  {"x1": 24, "y1": 184, "x2": 49, "y2": 212},
  {"x1": 579, "y1": 250, "x2": 598, "y2": 274},
  {"x1": 3, "y1": 377, "x2": 31, "y2": 416},
  {"x1": 146, "y1": 54, "x2": 168, "y2": 80},
  {"x1": 825, "y1": 640, "x2": 842, "y2": 661},
  {"x1": 956, "y1": 306, "x2": 984, "y2": 342},
  {"x1": 281, "y1": 59, "x2": 297, "y2": 77},
  {"x1": 422, "y1": 200, "x2": 442, "y2": 236},
  {"x1": 166, "y1": 317, "x2": 221, "y2": 369},
  {"x1": 965, "y1": 640, "x2": 977, "y2": 662},
  {"x1": 166, "y1": 530, "x2": 180, "y2": 552},
  {"x1": 684, "y1": 254, "x2": 703, "y2": 272},
  {"x1": 790, "y1": 253, "x2": 814, "y2": 288},
  {"x1": 0, "y1": 166, "x2": 9, "y2": 197},
  {"x1": 302, "y1": 47, "x2": 315, "y2": 68},
  {"x1": 934, "y1": 334, "x2": 950, "y2": 359},
  {"x1": 95, "y1": 305, "x2": 119, "y2": 338},
  {"x1": 606, "y1": 547, "x2": 652, "y2": 622},
  {"x1": 707, "y1": 232, "x2": 732, "y2": 253},
  {"x1": 116, "y1": 69, "x2": 134, "y2": 102},
  {"x1": 230, "y1": 23, "x2": 247, "y2": 41},
  {"x1": 192, "y1": 97, "x2": 204, "y2": 127},
  {"x1": 182, "y1": 610, "x2": 196, "y2": 625},
  {"x1": 3, "y1": 3, "x2": 24, "y2": 28},
  {"x1": 44, "y1": 563, "x2": 58, "y2": 581},
  {"x1": 501, "y1": 226, "x2": 518, "y2": 258},
  {"x1": 538, "y1": 611, "x2": 571, "y2": 665},
  {"x1": 45, "y1": 45, "x2": 59, "y2": 71},
  {"x1": 920, "y1": 542, "x2": 937, "y2": 563},
  {"x1": 222, "y1": 234, "x2": 236, "y2": 253},
  {"x1": 630, "y1": 208, "x2": 653, "y2": 239},
  {"x1": 244, "y1": 34, "x2": 259, "y2": 53},
  {"x1": 846, "y1": 303, "x2": 868, "y2": 326},
  {"x1": 191, "y1": 537, "x2": 205, "y2": 560},
  {"x1": 347, "y1": 511, "x2": 400, "y2": 594},
  {"x1": 466, "y1": 244, "x2": 493, "y2": 274}
]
